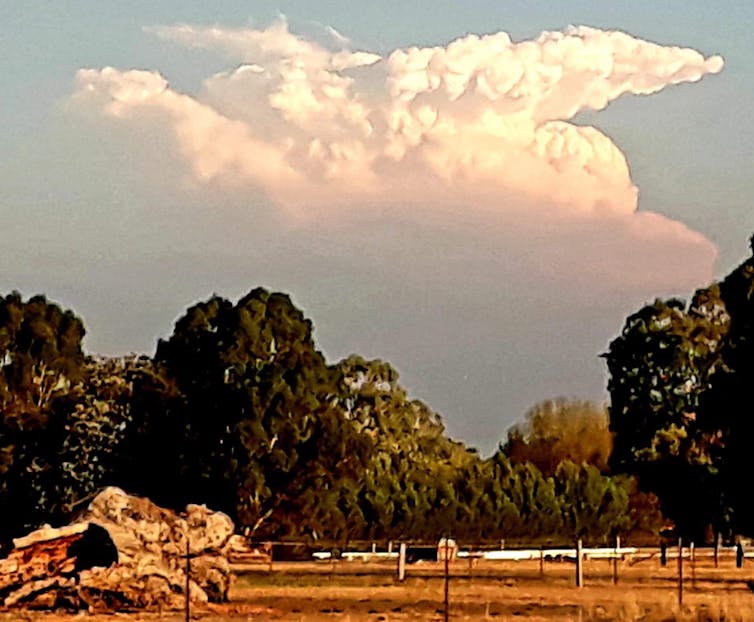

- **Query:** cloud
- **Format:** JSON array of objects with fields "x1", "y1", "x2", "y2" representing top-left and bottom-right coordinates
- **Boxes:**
[
  {"x1": 144, "y1": 19, "x2": 381, "y2": 70},
  {"x1": 72, "y1": 20, "x2": 722, "y2": 292}
]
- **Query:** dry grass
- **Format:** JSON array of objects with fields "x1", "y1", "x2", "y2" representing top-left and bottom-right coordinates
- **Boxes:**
[{"x1": 3, "y1": 556, "x2": 754, "y2": 621}]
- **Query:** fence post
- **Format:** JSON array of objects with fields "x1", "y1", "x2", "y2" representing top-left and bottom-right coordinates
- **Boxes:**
[
  {"x1": 714, "y1": 532, "x2": 720, "y2": 568},
  {"x1": 444, "y1": 539, "x2": 450, "y2": 622},
  {"x1": 661, "y1": 541, "x2": 667, "y2": 567},
  {"x1": 397, "y1": 542, "x2": 406, "y2": 581},
  {"x1": 539, "y1": 546, "x2": 544, "y2": 577},
  {"x1": 677, "y1": 537, "x2": 683, "y2": 606},
  {"x1": 613, "y1": 536, "x2": 620, "y2": 585},
  {"x1": 737, "y1": 541, "x2": 744, "y2": 568},
  {"x1": 268, "y1": 541, "x2": 273, "y2": 574},
  {"x1": 690, "y1": 541, "x2": 695, "y2": 589},
  {"x1": 575, "y1": 539, "x2": 583, "y2": 588},
  {"x1": 185, "y1": 537, "x2": 191, "y2": 622}
]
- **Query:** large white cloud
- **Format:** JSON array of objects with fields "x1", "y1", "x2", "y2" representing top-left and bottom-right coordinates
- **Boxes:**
[{"x1": 71, "y1": 19, "x2": 722, "y2": 291}]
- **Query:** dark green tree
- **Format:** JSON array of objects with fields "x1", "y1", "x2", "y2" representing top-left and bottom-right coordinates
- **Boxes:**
[
  {"x1": 0, "y1": 292, "x2": 86, "y2": 543},
  {"x1": 709, "y1": 246, "x2": 754, "y2": 533},
  {"x1": 553, "y1": 461, "x2": 630, "y2": 542},
  {"x1": 127, "y1": 289, "x2": 368, "y2": 540},
  {"x1": 336, "y1": 355, "x2": 476, "y2": 540},
  {"x1": 605, "y1": 289, "x2": 729, "y2": 539}
]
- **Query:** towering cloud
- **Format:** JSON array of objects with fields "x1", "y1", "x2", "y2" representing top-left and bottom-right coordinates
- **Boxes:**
[{"x1": 72, "y1": 19, "x2": 722, "y2": 291}]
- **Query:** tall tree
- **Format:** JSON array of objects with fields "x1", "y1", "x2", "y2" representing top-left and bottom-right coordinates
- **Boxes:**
[
  {"x1": 710, "y1": 241, "x2": 754, "y2": 533},
  {"x1": 0, "y1": 292, "x2": 86, "y2": 543},
  {"x1": 604, "y1": 289, "x2": 729, "y2": 538},
  {"x1": 129, "y1": 288, "x2": 367, "y2": 539}
]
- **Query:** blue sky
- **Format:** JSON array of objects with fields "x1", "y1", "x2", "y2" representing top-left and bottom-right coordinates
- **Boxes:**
[{"x1": 2, "y1": 2, "x2": 752, "y2": 453}]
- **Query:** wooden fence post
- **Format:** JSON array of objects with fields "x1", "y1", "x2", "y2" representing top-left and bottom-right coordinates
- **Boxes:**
[
  {"x1": 737, "y1": 542, "x2": 745, "y2": 568},
  {"x1": 661, "y1": 541, "x2": 667, "y2": 566},
  {"x1": 397, "y1": 543, "x2": 406, "y2": 581},
  {"x1": 185, "y1": 537, "x2": 191, "y2": 622},
  {"x1": 613, "y1": 536, "x2": 620, "y2": 585},
  {"x1": 714, "y1": 532, "x2": 720, "y2": 568},
  {"x1": 444, "y1": 539, "x2": 450, "y2": 622},
  {"x1": 677, "y1": 537, "x2": 683, "y2": 606},
  {"x1": 575, "y1": 539, "x2": 583, "y2": 588}
]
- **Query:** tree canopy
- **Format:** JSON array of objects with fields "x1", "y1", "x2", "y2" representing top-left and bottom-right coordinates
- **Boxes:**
[
  {"x1": 605, "y1": 238, "x2": 754, "y2": 540},
  {"x1": 0, "y1": 287, "x2": 667, "y2": 548},
  {"x1": 504, "y1": 398, "x2": 612, "y2": 476}
]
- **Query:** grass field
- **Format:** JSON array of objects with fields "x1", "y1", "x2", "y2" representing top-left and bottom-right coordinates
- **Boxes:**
[{"x1": 3, "y1": 555, "x2": 754, "y2": 621}]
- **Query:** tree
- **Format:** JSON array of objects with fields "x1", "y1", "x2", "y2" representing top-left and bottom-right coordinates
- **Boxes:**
[
  {"x1": 604, "y1": 289, "x2": 730, "y2": 539},
  {"x1": 553, "y1": 461, "x2": 631, "y2": 542},
  {"x1": 126, "y1": 288, "x2": 369, "y2": 540},
  {"x1": 56, "y1": 356, "x2": 156, "y2": 515},
  {"x1": 504, "y1": 399, "x2": 612, "y2": 476},
  {"x1": 709, "y1": 248, "x2": 754, "y2": 533},
  {"x1": 0, "y1": 292, "x2": 86, "y2": 543},
  {"x1": 336, "y1": 355, "x2": 476, "y2": 540}
]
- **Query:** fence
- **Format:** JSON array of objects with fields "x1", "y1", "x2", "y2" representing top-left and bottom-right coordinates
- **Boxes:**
[{"x1": 227, "y1": 536, "x2": 754, "y2": 615}]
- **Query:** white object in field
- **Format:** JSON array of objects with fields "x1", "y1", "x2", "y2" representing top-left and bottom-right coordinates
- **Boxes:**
[{"x1": 457, "y1": 547, "x2": 638, "y2": 561}]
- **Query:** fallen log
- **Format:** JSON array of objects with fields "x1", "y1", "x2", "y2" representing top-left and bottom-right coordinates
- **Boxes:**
[
  {"x1": 0, "y1": 487, "x2": 237, "y2": 611},
  {"x1": 0, "y1": 522, "x2": 117, "y2": 608}
]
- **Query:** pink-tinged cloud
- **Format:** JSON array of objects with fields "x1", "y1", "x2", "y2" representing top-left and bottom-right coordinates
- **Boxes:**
[{"x1": 71, "y1": 20, "x2": 721, "y2": 294}]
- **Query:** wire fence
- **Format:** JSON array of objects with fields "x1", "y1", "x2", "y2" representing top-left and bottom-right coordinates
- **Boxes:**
[
  {"x1": 210, "y1": 537, "x2": 754, "y2": 622},
  {"x1": 228, "y1": 536, "x2": 752, "y2": 588}
]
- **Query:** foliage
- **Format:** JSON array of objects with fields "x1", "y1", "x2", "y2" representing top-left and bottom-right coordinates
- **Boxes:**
[
  {"x1": 0, "y1": 288, "x2": 668, "y2": 547},
  {"x1": 603, "y1": 238, "x2": 754, "y2": 538},
  {"x1": 0, "y1": 293, "x2": 86, "y2": 541},
  {"x1": 504, "y1": 399, "x2": 612, "y2": 476},
  {"x1": 119, "y1": 289, "x2": 370, "y2": 540},
  {"x1": 336, "y1": 355, "x2": 478, "y2": 540}
]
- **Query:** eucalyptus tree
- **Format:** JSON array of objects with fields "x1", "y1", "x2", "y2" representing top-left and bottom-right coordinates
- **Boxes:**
[
  {"x1": 604, "y1": 287, "x2": 730, "y2": 538},
  {"x1": 0, "y1": 292, "x2": 85, "y2": 542},
  {"x1": 130, "y1": 288, "x2": 368, "y2": 539}
]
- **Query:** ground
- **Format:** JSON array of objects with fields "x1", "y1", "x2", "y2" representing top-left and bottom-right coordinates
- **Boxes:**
[{"x1": 2, "y1": 554, "x2": 754, "y2": 621}]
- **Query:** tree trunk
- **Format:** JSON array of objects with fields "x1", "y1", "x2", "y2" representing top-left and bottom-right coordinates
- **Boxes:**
[{"x1": 0, "y1": 522, "x2": 117, "y2": 607}]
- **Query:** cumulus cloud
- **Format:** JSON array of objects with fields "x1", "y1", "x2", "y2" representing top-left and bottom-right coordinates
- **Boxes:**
[{"x1": 72, "y1": 20, "x2": 722, "y2": 291}]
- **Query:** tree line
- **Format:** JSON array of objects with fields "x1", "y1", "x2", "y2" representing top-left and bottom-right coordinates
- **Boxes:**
[
  {"x1": 12, "y1": 230, "x2": 754, "y2": 549},
  {"x1": 0, "y1": 288, "x2": 666, "y2": 550}
]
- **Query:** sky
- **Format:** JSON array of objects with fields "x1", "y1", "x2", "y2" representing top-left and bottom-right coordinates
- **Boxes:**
[{"x1": 2, "y1": 2, "x2": 753, "y2": 454}]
